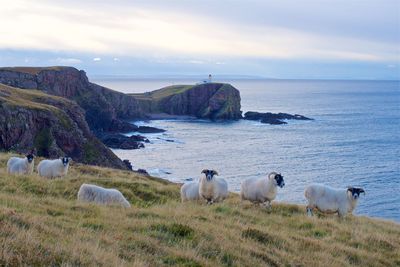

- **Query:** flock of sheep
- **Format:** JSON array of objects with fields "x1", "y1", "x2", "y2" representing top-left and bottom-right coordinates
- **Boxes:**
[{"x1": 6, "y1": 153, "x2": 365, "y2": 218}]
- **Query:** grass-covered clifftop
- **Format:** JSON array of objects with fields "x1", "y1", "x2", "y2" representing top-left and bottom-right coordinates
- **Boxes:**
[
  {"x1": 1, "y1": 152, "x2": 399, "y2": 266},
  {"x1": 131, "y1": 83, "x2": 242, "y2": 120}
]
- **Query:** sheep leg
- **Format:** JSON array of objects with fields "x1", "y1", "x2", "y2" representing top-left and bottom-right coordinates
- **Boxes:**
[
  {"x1": 306, "y1": 207, "x2": 313, "y2": 217},
  {"x1": 262, "y1": 201, "x2": 272, "y2": 210}
]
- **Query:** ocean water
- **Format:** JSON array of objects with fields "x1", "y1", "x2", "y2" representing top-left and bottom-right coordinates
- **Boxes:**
[{"x1": 94, "y1": 78, "x2": 400, "y2": 222}]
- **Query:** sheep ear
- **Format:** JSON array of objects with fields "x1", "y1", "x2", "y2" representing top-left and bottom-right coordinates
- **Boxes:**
[
  {"x1": 213, "y1": 170, "x2": 219, "y2": 176},
  {"x1": 359, "y1": 188, "x2": 365, "y2": 195},
  {"x1": 347, "y1": 187, "x2": 354, "y2": 193},
  {"x1": 201, "y1": 169, "x2": 207, "y2": 174}
]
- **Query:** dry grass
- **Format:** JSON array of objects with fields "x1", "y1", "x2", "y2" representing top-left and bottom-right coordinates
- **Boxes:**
[
  {"x1": 0, "y1": 152, "x2": 399, "y2": 266},
  {"x1": 0, "y1": 66, "x2": 67, "y2": 75}
]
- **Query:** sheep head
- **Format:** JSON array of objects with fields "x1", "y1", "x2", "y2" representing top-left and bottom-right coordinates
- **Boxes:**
[
  {"x1": 201, "y1": 169, "x2": 218, "y2": 181},
  {"x1": 25, "y1": 153, "x2": 34, "y2": 163},
  {"x1": 269, "y1": 172, "x2": 285, "y2": 188},
  {"x1": 60, "y1": 157, "x2": 71, "y2": 167},
  {"x1": 347, "y1": 187, "x2": 365, "y2": 200}
]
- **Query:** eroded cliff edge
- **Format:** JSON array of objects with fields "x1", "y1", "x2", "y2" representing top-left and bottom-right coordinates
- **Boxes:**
[
  {"x1": 0, "y1": 83, "x2": 127, "y2": 169},
  {"x1": 0, "y1": 67, "x2": 144, "y2": 132}
]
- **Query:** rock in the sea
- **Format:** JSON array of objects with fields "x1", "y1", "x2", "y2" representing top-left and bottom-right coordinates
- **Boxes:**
[
  {"x1": 136, "y1": 169, "x2": 149, "y2": 176},
  {"x1": 136, "y1": 126, "x2": 166, "y2": 133},
  {"x1": 132, "y1": 83, "x2": 242, "y2": 120},
  {"x1": 108, "y1": 120, "x2": 138, "y2": 133},
  {"x1": 99, "y1": 133, "x2": 149, "y2": 149},
  {"x1": 123, "y1": 159, "x2": 133, "y2": 171},
  {"x1": 244, "y1": 111, "x2": 313, "y2": 125}
]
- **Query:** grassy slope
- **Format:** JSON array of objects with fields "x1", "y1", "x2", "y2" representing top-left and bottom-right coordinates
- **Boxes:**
[
  {"x1": 0, "y1": 66, "x2": 67, "y2": 75},
  {"x1": 0, "y1": 84, "x2": 75, "y2": 128},
  {"x1": 0, "y1": 152, "x2": 399, "y2": 266},
  {"x1": 130, "y1": 85, "x2": 194, "y2": 101}
]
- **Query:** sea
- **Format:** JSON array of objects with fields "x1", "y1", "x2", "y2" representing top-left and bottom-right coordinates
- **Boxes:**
[{"x1": 93, "y1": 78, "x2": 400, "y2": 222}]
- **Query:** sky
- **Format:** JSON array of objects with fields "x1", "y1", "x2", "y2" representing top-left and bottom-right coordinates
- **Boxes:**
[{"x1": 0, "y1": 0, "x2": 399, "y2": 79}]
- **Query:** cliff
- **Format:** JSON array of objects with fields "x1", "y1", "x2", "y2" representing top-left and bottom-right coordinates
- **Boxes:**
[
  {"x1": 0, "y1": 83, "x2": 127, "y2": 169},
  {"x1": 132, "y1": 83, "x2": 242, "y2": 120},
  {"x1": 0, "y1": 67, "x2": 143, "y2": 131}
]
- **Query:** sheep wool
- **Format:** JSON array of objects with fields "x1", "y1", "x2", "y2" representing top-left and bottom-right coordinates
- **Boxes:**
[
  {"x1": 180, "y1": 181, "x2": 201, "y2": 202},
  {"x1": 77, "y1": 183, "x2": 131, "y2": 208}
]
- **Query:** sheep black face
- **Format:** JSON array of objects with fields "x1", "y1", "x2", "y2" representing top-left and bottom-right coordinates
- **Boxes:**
[
  {"x1": 274, "y1": 173, "x2": 285, "y2": 188},
  {"x1": 347, "y1": 187, "x2": 365, "y2": 200},
  {"x1": 26, "y1": 154, "x2": 34, "y2": 163},
  {"x1": 61, "y1": 157, "x2": 71, "y2": 167},
  {"x1": 202, "y1": 169, "x2": 219, "y2": 181}
]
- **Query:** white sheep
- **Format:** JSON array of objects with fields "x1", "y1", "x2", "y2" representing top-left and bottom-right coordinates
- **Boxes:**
[
  {"x1": 180, "y1": 181, "x2": 201, "y2": 202},
  {"x1": 6, "y1": 154, "x2": 35, "y2": 175},
  {"x1": 304, "y1": 184, "x2": 365, "y2": 217},
  {"x1": 37, "y1": 157, "x2": 71, "y2": 179},
  {"x1": 199, "y1": 169, "x2": 228, "y2": 204},
  {"x1": 240, "y1": 172, "x2": 285, "y2": 209},
  {"x1": 77, "y1": 183, "x2": 131, "y2": 208}
]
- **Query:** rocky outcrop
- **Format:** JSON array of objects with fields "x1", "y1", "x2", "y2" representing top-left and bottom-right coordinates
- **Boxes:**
[
  {"x1": 244, "y1": 111, "x2": 313, "y2": 125},
  {"x1": 132, "y1": 83, "x2": 242, "y2": 120},
  {"x1": 98, "y1": 133, "x2": 149, "y2": 149},
  {"x1": 0, "y1": 67, "x2": 144, "y2": 131},
  {"x1": 0, "y1": 84, "x2": 128, "y2": 169}
]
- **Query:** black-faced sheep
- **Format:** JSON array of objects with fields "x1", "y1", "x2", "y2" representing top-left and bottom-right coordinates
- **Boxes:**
[
  {"x1": 6, "y1": 153, "x2": 35, "y2": 175},
  {"x1": 37, "y1": 157, "x2": 71, "y2": 179},
  {"x1": 240, "y1": 172, "x2": 285, "y2": 209},
  {"x1": 199, "y1": 169, "x2": 228, "y2": 204},
  {"x1": 305, "y1": 184, "x2": 365, "y2": 217}
]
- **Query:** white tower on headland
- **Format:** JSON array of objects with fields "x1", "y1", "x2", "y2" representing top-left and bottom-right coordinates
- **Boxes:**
[{"x1": 208, "y1": 74, "x2": 212, "y2": 83}]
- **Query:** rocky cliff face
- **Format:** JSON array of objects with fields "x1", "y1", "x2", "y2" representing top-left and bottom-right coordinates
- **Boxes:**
[
  {"x1": 133, "y1": 83, "x2": 242, "y2": 120},
  {"x1": 0, "y1": 67, "x2": 143, "y2": 131},
  {"x1": 0, "y1": 83, "x2": 127, "y2": 169}
]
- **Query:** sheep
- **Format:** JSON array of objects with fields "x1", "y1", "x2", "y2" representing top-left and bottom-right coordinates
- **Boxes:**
[
  {"x1": 199, "y1": 169, "x2": 228, "y2": 204},
  {"x1": 37, "y1": 157, "x2": 71, "y2": 179},
  {"x1": 304, "y1": 184, "x2": 365, "y2": 217},
  {"x1": 77, "y1": 183, "x2": 131, "y2": 208},
  {"x1": 180, "y1": 181, "x2": 201, "y2": 202},
  {"x1": 6, "y1": 153, "x2": 35, "y2": 175},
  {"x1": 240, "y1": 172, "x2": 285, "y2": 209}
]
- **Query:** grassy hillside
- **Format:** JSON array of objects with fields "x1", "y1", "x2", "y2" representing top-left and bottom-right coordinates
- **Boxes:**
[
  {"x1": 0, "y1": 83, "x2": 72, "y2": 114},
  {"x1": 0, "y1": 152, "x2": 399, "y2": 266}
]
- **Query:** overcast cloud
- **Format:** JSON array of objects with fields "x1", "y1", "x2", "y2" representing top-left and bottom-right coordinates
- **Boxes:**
[{"x1": 0, "y1": 0, "x2": 399, "y2": 79}]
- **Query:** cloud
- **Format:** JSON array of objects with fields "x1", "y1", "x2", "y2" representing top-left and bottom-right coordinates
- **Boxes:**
[
  {"x1": 93, "y1": 57, "x2": 101, "y2": 61},
  {"x1": 54, "y1": 57, "x2": 82, "y2": 64},
  {"x1": 188, "y1": 60, "x2": 204, "y2": 64},
  {"x1": 0, "y1": 0, "x2": 398, "y2": 63}
]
